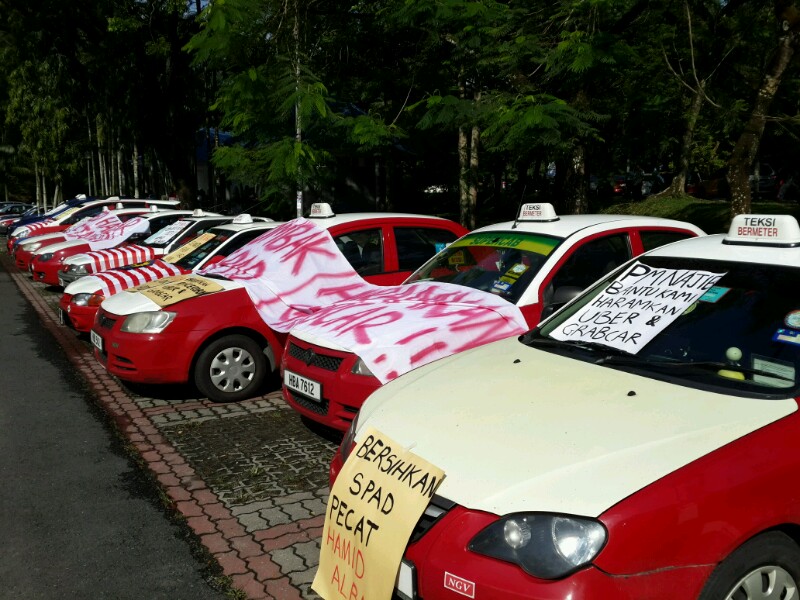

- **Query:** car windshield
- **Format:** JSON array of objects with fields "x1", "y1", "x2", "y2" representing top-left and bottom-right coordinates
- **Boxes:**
[
  {"x1": 531, "y1": 255, "x2": 800, "y2": 398},
  {"x1": 169, "y1": 231, "x2": 233, "y2": 269},
  {"x1": 406, "y1": 231, "x2": 562, "y2": 304}
]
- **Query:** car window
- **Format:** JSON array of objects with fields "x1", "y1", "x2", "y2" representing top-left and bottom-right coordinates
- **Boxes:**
[
  {"x1": 62, "y1": 206, "x2": 105, "y2": 224},
  {"x1": 640, "y1": 230, "x2": 695, "y2": 252},
  {"x1": 407, "y1": 231, "x2": 562, "y2": 304},
  {"x1": 394, "y1": 227, "x2": 461, "y2": 271},
  {"x1": 550, "y1": 234, "x2": 632, "y2": 292},
  {"x1": 333, "y1": 228, "x2": 383, "y2": 276}
]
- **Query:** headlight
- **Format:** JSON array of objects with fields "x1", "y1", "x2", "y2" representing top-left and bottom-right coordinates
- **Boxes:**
[
  {"x1": 121, "y1": 311, "x2": 176, "y2": 333},
  {"x1": 38, "y1": 252, "x2": 54, "y2": 262},
  {"x1": 71, "y1": 293, "x2": 105, "y2": 307},
  {"x1": 340, "y1": 411, "x2": 360, "y2": 464},
  {"x1": 22, "y1": 242, "x2": 42, "y2": 252},
  {"x1": 351, "y1": 357, "x2": 375, "y2": 377},
  {"x1": 469, "y1": 513, "x2": 606, "y2": 579},
  {"x1": 66, "y1": 264, "x2": 89, "y2": 274}
]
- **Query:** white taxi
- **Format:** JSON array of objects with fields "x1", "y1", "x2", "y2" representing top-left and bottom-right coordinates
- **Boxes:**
[{"x1": 327, "y1": 214, "x2": 800, "y2": 599}]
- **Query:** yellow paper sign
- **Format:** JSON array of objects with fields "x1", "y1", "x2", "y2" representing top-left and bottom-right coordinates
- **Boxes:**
[
  {"x1": 129, "y1": 275, "x2": 224, "y2": 307},
  {"x1": 312, "y1": 427, "x2": 445, "y2": 600},
  {"x1": 163, "y1": 232, "x2": 216, "y2": 263}
]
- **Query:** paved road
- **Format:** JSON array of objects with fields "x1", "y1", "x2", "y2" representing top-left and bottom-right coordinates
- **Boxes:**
[{"x1": 0, "y1": 268, "x2": 226, "y2": 599}]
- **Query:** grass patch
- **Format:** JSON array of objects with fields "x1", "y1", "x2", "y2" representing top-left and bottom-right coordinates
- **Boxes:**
[{"x1": 600, "y1": 194, "x2": 800, "y2": 234}]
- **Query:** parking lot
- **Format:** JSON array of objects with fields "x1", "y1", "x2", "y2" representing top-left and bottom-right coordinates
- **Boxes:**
[{"x1": 2, "y1": 252, "x2": 335, "y2": 600}]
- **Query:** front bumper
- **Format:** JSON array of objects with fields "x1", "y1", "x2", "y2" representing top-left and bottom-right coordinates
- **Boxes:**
[
  {"x1": 31, "y1": 257, "x2": 64, "y2": 286},
  {"x1": 393, "y1": 505, "x2": 712, "y2": 600},
  {"x1": 92, "y1": 308, "x2": 194, "y2": 384},
  {"x1": 58, "y1": 294, "x2": 99, "y2": 333},
  {"x1": 281, "y1": 335, "x2": 380, "y2": 432}
]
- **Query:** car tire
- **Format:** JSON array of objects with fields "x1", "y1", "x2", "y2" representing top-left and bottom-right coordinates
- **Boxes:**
[
  {"x1": 698, "y1": 531, "x2": 800, "y2": 600},
  {"x1": 194, "y1": 334, "x2": 268, "y2": 402}
]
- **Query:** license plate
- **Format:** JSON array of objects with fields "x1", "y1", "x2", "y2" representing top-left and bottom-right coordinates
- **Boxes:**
[
  {"x1": 395, "y1": 560, "x2": 416, "y2": 600},
  {"x1": 58, "y1": 277, "x2": 66, "y2": 287},
  {"x1": 58, "y1": 309, "x2": 65, "y2": 325},
  {"x1": 283, "y1": 369, "x2": 321, "y2": 401},
  {"x1": 90, "y1": 330, "x2": 103, "y2": 352}
]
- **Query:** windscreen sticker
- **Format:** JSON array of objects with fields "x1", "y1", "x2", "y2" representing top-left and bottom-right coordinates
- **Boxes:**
[
  {"x1": 448, "y1": 251, "x2": 466, "y2": 265},
  {"x1": 450, "y1": 232, "x2": 559, "y2": 256},
  {"x1": 549, "y1": 262, "x2": 726, "y2": 354},
  {"x1": 699, "y1": 286, "x2": 730, "y2": 303},
  {"x1": 784, "y1": 310, "x2": 800, "y2": 329},
  {"x1": 491, "y1": 280, "x2": 512, "y2": 293},
  {"x1": 434, "y1": 242, "x2": 448, "y2": 253},
  {"x1": 752, "y1": 354, "x2": 796, "y2": 388},
  {"x1": 773, "y1": 328, "x2": 800, "y2": 346}
]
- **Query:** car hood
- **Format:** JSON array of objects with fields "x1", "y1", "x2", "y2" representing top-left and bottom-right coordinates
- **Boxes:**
[
  {"x1": 100, "y1": 276, "x2": 243, "y2": 316},
  {"x1": 356, "y1": 336, "x2": 796, "y2": 517},
  {"x1": 20, "y1": 233, "x2": 65, "y2": 248},
  {"x1": 33, "y1": 240, "x2": 84, "y2": 255}
]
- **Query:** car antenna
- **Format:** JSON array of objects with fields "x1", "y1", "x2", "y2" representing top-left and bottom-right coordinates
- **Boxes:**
[{"x1": 511, "y1": 186, "x2": 527, "y2": 229}]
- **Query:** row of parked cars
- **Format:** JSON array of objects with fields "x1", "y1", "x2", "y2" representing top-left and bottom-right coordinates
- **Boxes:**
[{"x1": 8, "y1": 195, "x2": 800, "y2": 599}]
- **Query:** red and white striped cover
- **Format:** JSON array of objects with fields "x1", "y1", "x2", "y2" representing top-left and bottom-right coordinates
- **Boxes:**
[
  {"x1": 81, "y1": 245, "x2": 160, "y2": 273},
  {"x1": 90, "y1": 260, "x2": 188, "y2": 297},
  {"x1": 16, "y1": 218, "x2": 57, "y2": 238}
]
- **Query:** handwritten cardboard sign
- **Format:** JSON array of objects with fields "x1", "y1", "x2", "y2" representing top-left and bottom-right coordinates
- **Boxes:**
[
  {"x1": 313, "y1": 427, "x2": 445, "y2": 600},
  {"x1": 549, "y1": 261, "x2": 725, "y2": 353},
  {"x1": 163, "y1": 232, "x2": 216, "y2": 263},
  {"x1": 130, "y1": 274, "x2": 224, "y2": 307}
]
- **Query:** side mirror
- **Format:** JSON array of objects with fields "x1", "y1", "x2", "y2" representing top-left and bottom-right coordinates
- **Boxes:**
[{"x1": 540, "y1": 285, "x2": 583, "y2": 319}]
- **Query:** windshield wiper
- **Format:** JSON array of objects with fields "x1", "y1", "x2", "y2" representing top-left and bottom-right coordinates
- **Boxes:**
[
  {"x1": 200, "y1": 273, "x2": 230, "y2": 281},
  {"x1": 525, "y1": 335, "x2": 631, "y2": 356},
  {"x1": 597, "y1": 356, "x2": 795, "y2": 383}
]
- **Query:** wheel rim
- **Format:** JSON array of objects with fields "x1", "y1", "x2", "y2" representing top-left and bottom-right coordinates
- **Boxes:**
[
  {"x1": 208, "y1": 346, "x2": 257, "y2": 394},
  {"x1": 724, "y1": 565, "x2": 798, "y2": 600}
]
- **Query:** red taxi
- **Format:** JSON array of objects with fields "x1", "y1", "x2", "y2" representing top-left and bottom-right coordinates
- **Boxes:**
[
  {"x1": 328, "y1": 213, "x2": 800, "y2": 600},
  {"x1": 90, "y1": 204, "x2": 467, "y2": 402},
  {"x1": 7, "y1": 197, "x2": 178, "y2": 254},
  {"x1": 59, "y1": 218, "x2": 280, "y2": 333},
  {"x1": 27, "y1": 207, "x2": 210, "y2": 286},
  {"x1": 281, "y1": 203, "x2": 704, "y2": 432}
]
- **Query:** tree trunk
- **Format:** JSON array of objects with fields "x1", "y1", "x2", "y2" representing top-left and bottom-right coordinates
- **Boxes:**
[
  {"x1": 294, "y1": 0, "x2": 303, "y2": 217},
  {"x1": 729, "y1": 9, "x2": 797, "y2": 217},
  {"x1": 458, "y1": 126, "x2": 470, "y2": 228},
  {"x1": 468, "y1": 123, "x2": 480, "y2": 229},
  {"x1": 132, "y1": 141, "x2": 140, "y2": 198},
  {"x1": 35, "y1": 162, "x2": 41, "y2": 208},
  {"x1": 565, "y1": 145, "x2": 588, "y2": 215},
  {"x1": 117, "y1": 143, "x2": 124, "y2": 197},
  {"x1": 664, "y1": 82, "x2": 705, "y2": 196}
]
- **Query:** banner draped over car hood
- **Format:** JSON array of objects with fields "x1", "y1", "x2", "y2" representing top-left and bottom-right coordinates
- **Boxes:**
[
  {"x1": 200, "y1": 218, "x2": 375, "y2": 330},
  {"x1": 200, "y1": 218, "x2": 528, "y2": 382},
  {"x1": 75, "y1": 244, "x2": 160, "y2": 273},
  {"x1": 62, "y1": 212, "x2": 150, "y2": 251},
  {"x1": 75, "y1": 259, "x2": 188, "y2": 297},
  {"x1": 291, "y1": 282, "x2": 528, "y2": 383}
]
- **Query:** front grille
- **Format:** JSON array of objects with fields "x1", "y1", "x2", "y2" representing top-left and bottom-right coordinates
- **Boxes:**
[
  {"x1": 289, "y1": 391, "x2": 329, "y2": 415},
  {"x1": 408, "y1": 495, "x2": 455, "y2": 544},
  {"x1": 288, "y1": 342, "x2": 343, "y2": 372},
  {"x1": 98, "y1": 313, "x2": 117, "y2": 329}
]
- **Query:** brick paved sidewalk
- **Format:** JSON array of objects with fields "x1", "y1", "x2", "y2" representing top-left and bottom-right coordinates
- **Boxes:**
[{"x1": 3, "y1": 254, "x2": 335, "y2": 600}]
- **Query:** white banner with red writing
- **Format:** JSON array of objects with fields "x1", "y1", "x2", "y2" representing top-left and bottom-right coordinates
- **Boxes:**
[
  {"x1": 200, "y1": 218, "x2": 376, "y2": 330},
  {"x1": 62, "y1": 211, "x2": 150, "y2": 251},
  {"x1": 291, "y1": 281, "x2": 528, "y2": 383},
  {"x1": 77, "y1": 244, "x2": 160, "y2": 273}
]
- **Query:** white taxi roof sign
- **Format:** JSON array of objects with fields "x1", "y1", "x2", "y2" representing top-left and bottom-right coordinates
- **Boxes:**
[
  {"x1": 517, "y1": 202, "x2": 559, "y2": 222},
  {"x1": 309, "y1": 203, "x2": 335, "y2": 218},
  {"x1": 150, "y1": 205, "x2": 160, "y2": 212},
  {"x1": 192, "y1": 208, "x2": 205, "y2": 217},
  {"x1": 724, "y1": 214, "x2": 800, "y2": 247},
  {"x1": 232, "y1": 213, "x2": 253, "y2": 224}
]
